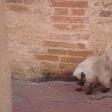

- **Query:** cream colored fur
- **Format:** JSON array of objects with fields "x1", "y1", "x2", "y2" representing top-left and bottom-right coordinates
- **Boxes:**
[{"x1": 73, "y1": 55, "x2": 112, "y2": 88}]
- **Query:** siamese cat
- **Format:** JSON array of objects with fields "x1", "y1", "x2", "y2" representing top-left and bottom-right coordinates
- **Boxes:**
[{"x1": 73, "y1": 55, "x2": 112, "y2": 95}]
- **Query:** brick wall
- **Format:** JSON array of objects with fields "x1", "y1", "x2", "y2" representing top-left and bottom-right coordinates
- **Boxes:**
[
  {"x1": 89, "y1": 0, "x2": 112, "y2": 51},
  {"x1": 5, "y1": 0, "x2": 112, "y2": 80}
]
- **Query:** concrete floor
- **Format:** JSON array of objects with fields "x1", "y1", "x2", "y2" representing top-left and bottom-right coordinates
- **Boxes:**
[{"x1": 13, "y1": 80, "x2": 112, "y2": 112}]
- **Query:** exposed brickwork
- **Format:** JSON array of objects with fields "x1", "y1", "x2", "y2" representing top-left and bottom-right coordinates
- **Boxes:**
[
  {"x1": 53, "y1": 24, "x2": 85, "y2": 32},
  {"x1": 44, "y1": 41, "x2": 86, "y2": 49},
  {"x1": 48, "y1": 49, "x2": 67, "y2": 55},
  {"x1": 51, "y1": 16, "x2": 86, "y2": 23},
  {"x1": 35, "y1": 54, "x2": 59, "y2": 62},
  {"x1": 68, "y1": 50, "x2": 93, "y2": 57},
  {"x1": 6, "y1": 0, "x2": 91, "y2": 80},
  {"x1": 59, "y1": 63, "x2": 77, "y2": 71},
  {"x1": 89, "y1": 0, "x2": 112, "y2": 52},
  {"x1": 50, "y1": 1, "x2": 88, "y2": 8},
  {"x1": 54, "y1": 8, "x2": 68, "y2": 15},
  {"x1": 7, "y1": 4, "x2": 29, "y2": 12},
  {"x1": 71, "y1": 9, "x2": 85, "y2": 16},
  {"x1": 41, "y1": 62, "x2": 58, "y2": 73},
  {"x1": 6, "y1": 0, "x2": 112, "y2": 80},
  {"x1": 5, "y1": 0, "x2": 22, "y2": 3},
  {"x1": 5, "y1": 0, "x2": 34, "y2": 4},
  {"x1": 60, "y1": 56, "x2": 85, "y2": 63}
]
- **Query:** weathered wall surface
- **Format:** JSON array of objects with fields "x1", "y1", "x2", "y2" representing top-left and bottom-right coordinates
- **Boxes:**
[
  {"x1": 5, "y1": 0, "x2": 112, "y2": 80},
  {"x1": 89, "y1": 0, "x2": 112, "y2": 51}
]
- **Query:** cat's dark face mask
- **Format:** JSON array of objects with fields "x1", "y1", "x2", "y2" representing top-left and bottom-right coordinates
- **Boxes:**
[{"x1": 74, "y1": 72, "x2": 86, "y2": 86}]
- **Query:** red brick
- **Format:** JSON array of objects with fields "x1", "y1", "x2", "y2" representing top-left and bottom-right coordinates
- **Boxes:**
[
  {"x1": 59, "y1": 63, "x2": 77, "y2": 70},
  {"x1": 24, "y1": 0, "x2": 35, "y2": 5},
  {"x1": 71, "y1": 9, "x2": 85, "y2": 16},
  {"x1": 70, "y1": 17, "x2": 85, "y2": 23},
  {"x1": 5, "y1": 0, "x2": 22, "y2": 3},
  {"x1": 35, "y1": 54, "x2": 59, "y2": 61},
  {"x1": 50, "y1": 1, "x2": 88, "y2": 8},
  {"x1": 54, "y1": 8, "x2": 69, "y2": 15},
  {"x1": 52, "y1": 33, "x2": 90, "y2": 41},
  {"x1": 82, "y1": 34, "x2": 90, "y2": 40},
  {"x1": 48, "y1": 49, "x2": 67, "y2": 55},
  {"x1": 44, "y1": 41, "x2": 85, "y2": 49},
  {"x1": 68, "y1": 50, "x2": 93, "y2": 57},
  {"x1": 53, "y1": 24, "x2": 85, "y2": 32},
  {"x1": 60, "y1": 56, "x2": 85, "y2": 63},
  {"x1": 70, "y1": 24, "x2": 85, "y2": 31},
  {"x1": 6, "y1": 0, "x2": 34, "y2": 4},
  {"x1": 51, "y1": 16, "x2": 70, "y2": 23},
  {"x1": 41, "y1": 62, "x2": 58, "y2": 72},
  {"x1": 77, "y1": 43, "x2": 86, "y2": 49},
  {"x1": 51, "y1": 16, "x2": 84, "y2": 23},
  {"x1": 53, "y1": 24, "x2": 70, "y2": 30},
  {"x1": 7, "y1": 4, "x2": 29, "y2": 12}
]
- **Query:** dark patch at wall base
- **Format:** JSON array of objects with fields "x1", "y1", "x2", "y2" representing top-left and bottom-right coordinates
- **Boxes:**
[{"x1": 30, "y1": 70, "x2": 76, "y2": 83}]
